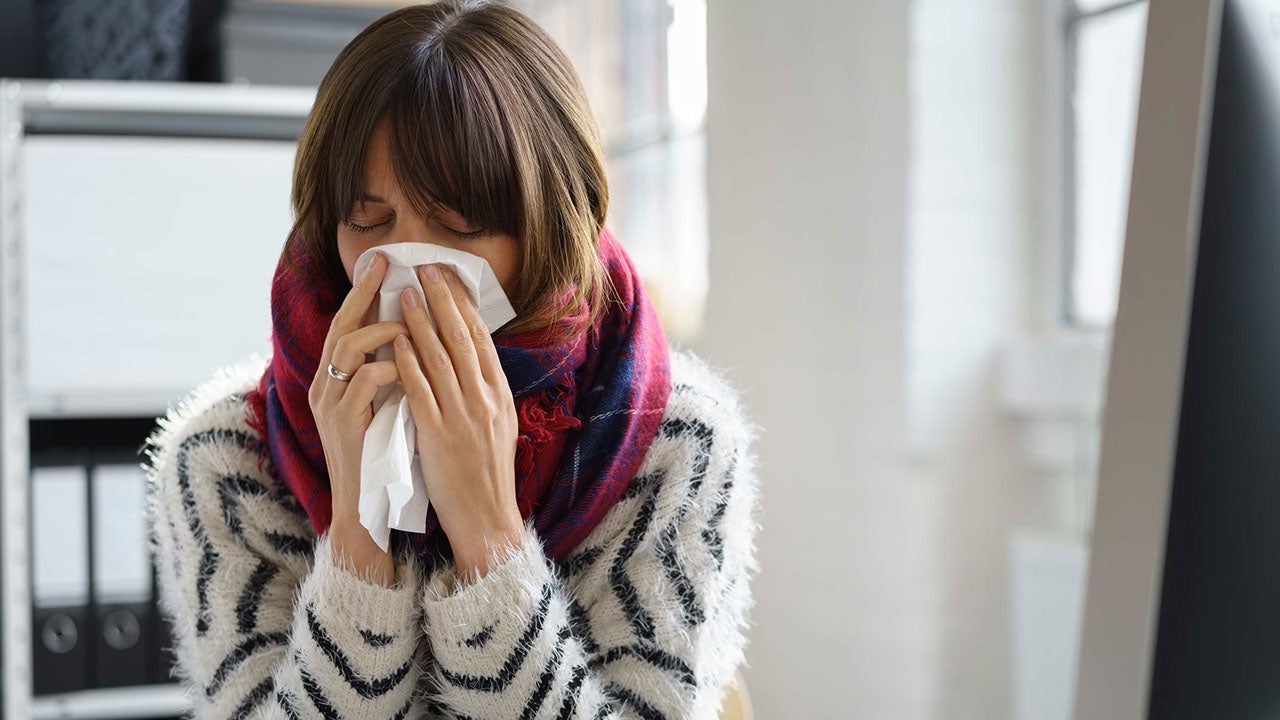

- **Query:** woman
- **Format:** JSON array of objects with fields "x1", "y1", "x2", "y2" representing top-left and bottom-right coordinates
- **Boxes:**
[{"x1": 143, "y1": 2, "x2": 760, "y2": 718}]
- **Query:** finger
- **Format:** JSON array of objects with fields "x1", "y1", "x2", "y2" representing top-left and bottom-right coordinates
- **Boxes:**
[
  {"x1": 419, "y1": 264, "x2": 484, "y2": 399},
  {"x1": 320, "y1": 251, "x2": 387, "y2": 372},
  {"x1": 334, "y1": 359, "x2": 400, "y2": 418},
  {"x1": 437, "y1": 265, "x2": 504, "y2": 388},
  {"x1": 400, "y1": 276, "x2": 463, "y2": 412},
  {"x1": 323, "y1": 320, "x2": 411, "y2": 404},
  {"x1": 392, "y1": 333, "x2": 440, "y2": 422}
]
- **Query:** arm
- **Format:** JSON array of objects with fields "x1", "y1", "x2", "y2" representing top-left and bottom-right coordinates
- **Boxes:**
[
  {"x1": 417, "y1": 402, "x2": 762, "y2": 720},
  {"x1": 145, "y1": 421, "x2": 427, "y2": 719}
]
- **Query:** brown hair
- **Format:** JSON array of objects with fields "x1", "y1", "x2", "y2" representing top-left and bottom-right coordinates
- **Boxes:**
[{"x1": 285, "y1": 0, "x2": 613, "y2": 340}]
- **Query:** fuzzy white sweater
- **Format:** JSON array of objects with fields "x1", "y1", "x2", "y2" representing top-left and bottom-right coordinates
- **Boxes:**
[{"x1": 142, "y1": 347, "x2": 762, "y2": 720}]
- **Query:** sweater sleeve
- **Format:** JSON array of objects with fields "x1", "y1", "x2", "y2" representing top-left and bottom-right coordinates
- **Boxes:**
[
  {"x1": 144, "y1": 414, "x2": 428, "y2": 720},
  {"x1": 416, "y1": 382, "x2": 762, "y2": 720}
]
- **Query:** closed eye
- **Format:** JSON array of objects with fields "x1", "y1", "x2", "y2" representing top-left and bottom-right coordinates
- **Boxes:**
[
  {"x1": 443, "y1": 226, "x2": 485, "y2": 239},
  {"x1": 345, "y1": 219, "x2": 390, "y2": 234},
  {"x1": 436, "y1": 218, "x2": 486, "y2": 240}
]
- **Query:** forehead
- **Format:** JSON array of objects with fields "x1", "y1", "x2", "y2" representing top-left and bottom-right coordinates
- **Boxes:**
[
  {"x1": 361, "y1": 122, "x2": 396, "y2": 191},
  {"x1": 355, "y1": 126, "x2": 471, "y2": 224}
]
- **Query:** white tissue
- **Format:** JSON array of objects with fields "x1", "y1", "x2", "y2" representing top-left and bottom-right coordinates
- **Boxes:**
[{"x1": 350, "y1": 242, "x2": 517, "y2": 552}]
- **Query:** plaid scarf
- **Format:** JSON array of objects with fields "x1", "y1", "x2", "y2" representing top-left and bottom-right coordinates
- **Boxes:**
[{"x1": 244, "y1": 227, "x2": 672, "y2": 570}]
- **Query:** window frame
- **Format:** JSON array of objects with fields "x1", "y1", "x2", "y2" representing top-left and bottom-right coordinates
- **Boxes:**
[{"x1": 1061, "y1": 0, "x2": 1149, "y2": 328}]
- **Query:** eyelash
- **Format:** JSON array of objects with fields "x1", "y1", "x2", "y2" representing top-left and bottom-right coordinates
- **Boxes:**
[
  {"x1": 343, "y1": 219, "x2": 484, "y2": 239},
  {"x1": 344, "y1": 220, "x2": 385, "y2": 234},
  {"x1": 450, "y1": 228, "x2": 486, "y2": 239}
]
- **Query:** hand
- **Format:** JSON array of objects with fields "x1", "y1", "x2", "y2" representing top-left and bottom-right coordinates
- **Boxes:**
[
  {"x1": 393, "y1": 263, "x2": 524, "y2": 580},
  {"x1": 308, "y1": 251, "x2": 412, "y2": 578}
]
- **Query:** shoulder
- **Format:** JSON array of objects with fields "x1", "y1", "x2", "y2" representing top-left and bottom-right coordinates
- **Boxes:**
[
  {"x1": 641, "y1": 347, "x2": 762, "y2": 498},
  {"x1": 663, "y1": 346, "x2": 761, "y2": 513},
  {"x1": 143, "y1": 353, "x2": 271, "y2": 470},
  {"x1": 142, "y1": 353, "x2": 274, "y2": 495},
  {"x1": 664, "y1": 346, "x2": 759, "y2": 451},
  {"x1": 142, "y1": 353, "x2": 312, "y2": 562},
  {"x1": 564, "y1": 348, "x2": 762, "y2": 578}
]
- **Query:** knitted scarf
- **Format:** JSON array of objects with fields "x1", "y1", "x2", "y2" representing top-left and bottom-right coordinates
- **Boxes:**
[{"x1": 244, "y1": 227, "x2": 672, "y2": 569}]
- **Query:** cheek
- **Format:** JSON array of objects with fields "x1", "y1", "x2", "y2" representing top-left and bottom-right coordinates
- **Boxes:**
[
  {"x1": 336, "y1": 232, "x2": 370, "y2": 284},
  {"x1": 491, "y1": 236, "x2": 521, "y2": 296}
]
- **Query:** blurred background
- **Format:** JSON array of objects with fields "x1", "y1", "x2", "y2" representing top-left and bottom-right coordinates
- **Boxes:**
[{"x1": 0, "y1": 0, "x2": 1149, "y2": 718}]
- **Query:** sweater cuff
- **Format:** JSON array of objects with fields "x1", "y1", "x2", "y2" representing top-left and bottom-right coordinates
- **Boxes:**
[
  {"x1": 308, "y1": 529, "x2": 423, "y2": 635},
  {"x1": 421, "y1": 521, "x2": 552, "y2": 647}
]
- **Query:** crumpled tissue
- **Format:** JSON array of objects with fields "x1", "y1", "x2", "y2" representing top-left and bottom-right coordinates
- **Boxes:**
[{"x1": 349, "y1": 242, "x2": 517, "y2": 552}]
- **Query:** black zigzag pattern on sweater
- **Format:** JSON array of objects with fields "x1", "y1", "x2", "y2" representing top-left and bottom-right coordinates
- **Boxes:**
[
  {"x1": 266, "y1": 530, "x2": 313, "y2": 556},
  {"x1": 655, "y1": 521, "x2": 704, "y2": 626},
  {"x1": 610, "y1": 472, "x2": 661, "y2": 641},
  {"x1": 603, "y1": 682, "x2": 666, "y2": 720},
  {"x1": 173, "y1": 414, "x2": 309, "y2": 638},
  {"x1": 218, "y1": 472, "x2": 269, "y2": 539},
  {"x1": 434, "y1": 394, "x2": 733, "y2": 719},
  {"x1": 293, "y1": 646, "x2": 416, "y2": 719},
  {"x1": 653, "y1": 416, "x2": 716, "y2": 629},
  {"x1": 586, "y1": 644, "x2": 695, "y2": 687},
  {"x1": 236, "y1": 560, "x2": 279, "y2": 633},
  {"x1": 298, "y1": 657, "x2": 343, "y2": 720},
  {"x1": 461, "y1": 624, "x2": 495, "y2": 648},
  {"x1": 561, "y1": 544, "x2": 604, "y2": 578},
  {"x1": 230, "y1": 676, "x2": 275, "y2": 720},
  {"x1": 519, "y1": 625, "x2": 573, "y2": 720},
  {"x1": 171, "y1": 418, "x2": 419, "y2": 714},
  {"x1": 273, "y1": 689, "x2": 303, "y2": 720},
  {"x1": 583, "y1": 409, "x2": 726, "y2": 712},
  {"x1": 304, "y1": 602, "x2": 415, "y2": 699},
  {"x1": 173, "y1": 423, "x2": 264, "y2": 636},
  {"x1": 361, "y1": 628, "x2": 395, "y2": 647},
  {"x1": 436, "y1": 582, "x2": 555, "y2": 692},
  {"x1": 204, "y1": 631, "x2": 288, "y2": 698},
  {"x1": 158, "y1": 360, "x2": 748, "y2": 720},
  {"x1": 555, "y1": 663, "x2": 590, "y2": 720},
  {"x1": 564, "y1": 596, "x2": 600, "y2": 655}
]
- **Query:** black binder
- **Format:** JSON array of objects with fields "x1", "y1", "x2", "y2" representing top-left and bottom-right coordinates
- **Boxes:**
[
  {"x1": 30, "y1": 462, "x2": 91, "y2": 695},
  {"x1": 29, "y1": 417, "x2": 185, "y2": 695},
  {"x1": 89, "y1": 461, "x2": 153, "y2": 688}
]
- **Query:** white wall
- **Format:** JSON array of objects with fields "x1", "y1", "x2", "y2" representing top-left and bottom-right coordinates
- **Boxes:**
[
  {"x1": 698, "y1": 1, "x2": 1063, "y2": 718},
  {"x1": 696, "y1": 3, "x2": 941, "y2": 718},
  {"x1": 908, "y1": 2, "x2": 1056, "y2": 717}
]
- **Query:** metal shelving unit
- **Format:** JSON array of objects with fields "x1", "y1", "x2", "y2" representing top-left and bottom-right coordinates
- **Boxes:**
[
  {"x1": 0, "y1": 78, "x2": 314, "y2": 720},
  {"x1": 31, "y1": 684, "x2": 190, "y2": 720}
]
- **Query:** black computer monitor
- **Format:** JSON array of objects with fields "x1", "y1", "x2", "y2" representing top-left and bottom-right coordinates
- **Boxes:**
[{"x1": 1074, "y1": 0, "x2": 1280, "y2": 717}]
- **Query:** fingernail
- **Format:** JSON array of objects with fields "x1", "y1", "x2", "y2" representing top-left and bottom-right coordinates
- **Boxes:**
[
  {"x1": 401, "y1": 287, "x2": 418, "y2": 307},
  {"x1": 424, "y1": 264, "x2": 440, "y2": 282},
  {"x1": 359, "y1": 253, "x2": 381, "y2": 281},
  {"x1": 395, "y1": 334, "x2": 409, "y2": 349}
]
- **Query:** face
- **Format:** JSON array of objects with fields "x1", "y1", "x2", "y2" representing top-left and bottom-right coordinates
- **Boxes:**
[{"x1": 336, "y1": 121, "x2": 522, "y2": 297}]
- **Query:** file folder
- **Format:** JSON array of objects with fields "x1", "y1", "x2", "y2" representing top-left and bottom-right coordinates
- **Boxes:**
[
  {"x1": 30, "y1": 464, "x2": 90, "y2": 695},
  {"x1": 90, "y1": 463, "x2": 153, "y2": 688}
]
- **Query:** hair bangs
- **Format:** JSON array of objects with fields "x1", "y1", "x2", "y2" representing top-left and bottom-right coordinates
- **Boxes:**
[{"x1": 384, "y1": 52, "x2": 523, "y2": 238}]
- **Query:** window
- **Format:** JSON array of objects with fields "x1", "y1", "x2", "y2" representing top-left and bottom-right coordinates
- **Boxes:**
[
  {"x1": 1066, "y1": 0, "x2": 1148, "y2": 326},
  {"x1": 528, "y1": 0, "x2": 709, "y2": 341}
]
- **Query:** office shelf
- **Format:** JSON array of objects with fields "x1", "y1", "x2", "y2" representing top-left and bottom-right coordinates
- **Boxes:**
[
  {"x1": 0, "y1": 78, "x2": 312, "y2": 720},
  {"x1": 31, "y1": 683, "x2": 190, "y2": 720}
]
